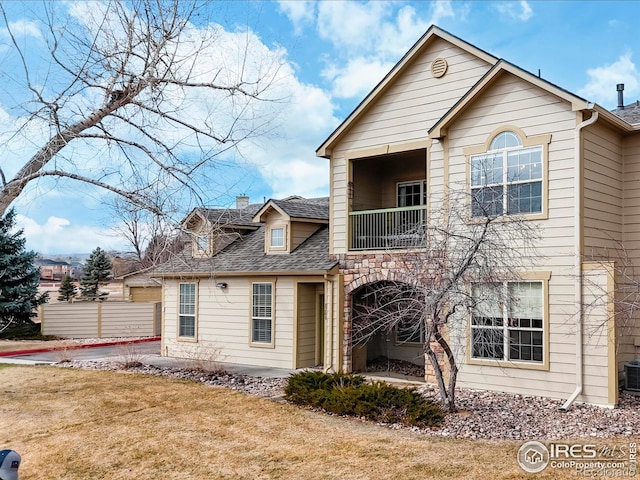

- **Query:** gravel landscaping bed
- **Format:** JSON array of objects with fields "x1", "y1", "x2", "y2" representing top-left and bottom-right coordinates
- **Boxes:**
[{"x1": 57, "y1": 360, "x2": 640, "y2": 441}]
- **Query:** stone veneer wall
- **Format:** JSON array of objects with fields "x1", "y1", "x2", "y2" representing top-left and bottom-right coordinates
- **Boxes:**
[{"x1": 331, "y1": 252, "x2": 445, "y2": 382}]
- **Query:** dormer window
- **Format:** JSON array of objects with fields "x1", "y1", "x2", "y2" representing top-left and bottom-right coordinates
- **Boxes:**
[
  {"x1": 270, "y1": 227, "x2": 284, "y2": 248},
  {"x1": 266, "y1": 224, "x2": 287, "y2": 253},
  {"x1": 196, "y1": 234, "x2": 209, "y2": 252}
]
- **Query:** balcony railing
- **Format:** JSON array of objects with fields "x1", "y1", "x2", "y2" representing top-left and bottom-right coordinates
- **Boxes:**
[{"x1": 349, "y1": 205, "x2": 427, "y2": 250}]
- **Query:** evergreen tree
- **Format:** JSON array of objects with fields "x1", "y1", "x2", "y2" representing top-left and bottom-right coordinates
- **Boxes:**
[
  {"x1": 57, "y1": 274, "x2": 76, "y2": 302},
  {"x1": 0, "y1": 208, "x2": 48, "y2": 333},
  {"x1": 80, "y1": 247, "x2": 112, "y2": 300}
]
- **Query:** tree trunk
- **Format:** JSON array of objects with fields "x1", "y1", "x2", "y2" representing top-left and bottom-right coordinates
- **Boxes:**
[{"x1": 434, "y1": 325, "x2": 458, "y2": 412}]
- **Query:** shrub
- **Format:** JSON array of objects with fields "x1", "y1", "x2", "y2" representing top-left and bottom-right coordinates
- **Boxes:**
[{"x1": 284, "y1": 371, "x2": 444, "y2": 428}]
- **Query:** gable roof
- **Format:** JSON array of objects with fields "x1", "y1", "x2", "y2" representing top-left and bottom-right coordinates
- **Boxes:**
[
  {"x1": 253, "y1": 196, "x2": 329, "y2": 223},
  {"x1": 183, "y1": 203, "x2": 262, "y2": 231},
  {"x1": 316, "y1": 25, "x2": 498, "y2": 158},
  {"x1": 428, "y1": 59, "x2": 592, "y2": 139},
  {"x1": 156, "y1": 196, "x2": 335, "y2": 276},
  {"x1": 154, "y1": 225, "x2": 337, "y2": 276}
]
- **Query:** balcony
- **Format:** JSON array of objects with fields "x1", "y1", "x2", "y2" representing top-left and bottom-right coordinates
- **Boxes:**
[{"x1": 349, "y1": 205, "x2": 427, "y2": 250}]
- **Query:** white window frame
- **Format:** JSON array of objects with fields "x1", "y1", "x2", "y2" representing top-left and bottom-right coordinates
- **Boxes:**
[
  {"x1": 470, "y1": 131, "x2": 543, "y2": 217},
  {"x1": 270, "y1": 227, "x2": 285, "y2": 248},
  {"x1": 470, "y1": 281, "x2": 544, "y2": 364},
  {"x1": 396, "y1": 180, "x2": 427, "y2": 208},
  {"x1": 251, "y1": 282, "x2": 274, "y2": 347},
  {"x1": 178, "y1": 282, "x2": 197, "y2": 339}
]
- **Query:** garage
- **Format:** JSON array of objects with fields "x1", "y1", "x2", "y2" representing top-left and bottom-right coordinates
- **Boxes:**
[{"x1": 129, "y1": 286, "x2": 162, "y2": 303}]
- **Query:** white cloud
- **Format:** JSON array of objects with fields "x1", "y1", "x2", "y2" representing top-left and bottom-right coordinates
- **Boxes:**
[
  {"x1": 494, "y1": 1, "x2": 533, "y2": 22},
  {"x1": 313, "y1": 1, "x2": 461, "y2": 100},
  {"x1": 0, "y1": 19, "x2": 42, "y2": 39},
  {"x1": 578, "y1": 53, "x2": 640, "y2": 107},
  {"x1": 277, "y1": 1, "x2": 316, "y2": 34},
  {"x1": 430, "y1": 0, "x2": 456, "y2": 26},
  {"x1": 316, "y1": 1, "x2": 393, "y2": 54},
  {"x1": 16, "y1": 215, "x2": 129, "y2": 254},
  {"x1": 322, "y1": 57, "x2": 393, "y2": 99}
]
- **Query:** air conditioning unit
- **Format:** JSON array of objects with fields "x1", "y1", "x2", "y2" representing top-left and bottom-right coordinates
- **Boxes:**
[{"x1": 624, "y1": 360, "x2": 640, "y2": 392}]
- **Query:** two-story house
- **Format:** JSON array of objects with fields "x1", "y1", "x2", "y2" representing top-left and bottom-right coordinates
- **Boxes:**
[
  {"x1": 316, "y1": 26, "x2": 640, "y2": 407},
  {"x1": 155, "y1": 196, "x2": 342, "y2": 370},
  {"x1": 158, "y1": 26, "x2": 640, "y2": 408}
]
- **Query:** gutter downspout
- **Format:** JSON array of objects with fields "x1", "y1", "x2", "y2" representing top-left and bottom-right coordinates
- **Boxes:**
[{"x1": 561, "y1": 107, "x2": 598, "y2": 411}]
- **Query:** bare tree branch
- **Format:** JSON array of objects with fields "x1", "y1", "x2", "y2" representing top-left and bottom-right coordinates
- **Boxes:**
[{"x1": 0, "y1": 0, "x2": 284, "y2": 216}]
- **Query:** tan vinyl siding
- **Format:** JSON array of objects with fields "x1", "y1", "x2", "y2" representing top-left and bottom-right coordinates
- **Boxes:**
[
  {"x1": 335, "y1": 39, "x2": 492, "y2": 153},
  {"x1": 329, "y1": 39, "x2": 492, "y2": 255},
  {"x1": 291, "y1": 222, "x2": 321, "y2": 250},
  {"x1": 164, "y1": 276, "x2": 326, "y2": 369},
  {"x1": 620, "y1": 134, "x2": 640, "y2": 368},
  {"x1": 296, "y1": 283, "x2": 318, "y2": 368},
  {"x1": 583, "y1": 124, "x2": 623, "y2": 253},
  {"x1": 442, "y1": 74, "x2": 610, "y2": 405}
]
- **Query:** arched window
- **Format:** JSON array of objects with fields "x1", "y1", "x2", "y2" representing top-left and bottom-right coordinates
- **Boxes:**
[
  {"x1": 489, "y1": 131, "x2": 522, "y2": 150},
  {"x1": 470, "y1": 130, "x2": 542, "y2": 217}
]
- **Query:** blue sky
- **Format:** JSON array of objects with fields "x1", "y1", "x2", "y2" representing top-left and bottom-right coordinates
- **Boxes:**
[{"x1": 1, "y1": 0, "x2": 639, "y2": 255}]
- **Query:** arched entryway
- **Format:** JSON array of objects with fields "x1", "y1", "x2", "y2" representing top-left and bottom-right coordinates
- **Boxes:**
[{"x1": 350, "y1": 280, "x2": 425, "y2": 378}]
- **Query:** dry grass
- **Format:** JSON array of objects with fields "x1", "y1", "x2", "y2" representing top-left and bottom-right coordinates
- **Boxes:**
[
  {"x1": 0, "y1": 339, "x2": 71, "y2": 353},
  {"x1": 0, "y1": 365, "x2": 631, "y2": 480}
]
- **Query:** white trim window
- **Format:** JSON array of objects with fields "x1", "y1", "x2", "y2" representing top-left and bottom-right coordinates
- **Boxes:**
[
  {"x1": 179, "y1": 283, "x2": 196, "y2": 338},
  {"x1": 470, "y1": 131, "x2": 542, "y2": 217},
  {"x1": 471, "y1": 281, "x2": 544, "y2": 363},
  {"x1": 270, "y1": 227, "x2": 285, "y2": 248},
  {"x1": 252, "y1": 282, "x2": 273, "y2": 344},
  {"x1": 397, "y1": 180, "x2": 427, "y2": 207},
  {"x1": 196, "y1": 234, "x2": 208, "y2": 252}
]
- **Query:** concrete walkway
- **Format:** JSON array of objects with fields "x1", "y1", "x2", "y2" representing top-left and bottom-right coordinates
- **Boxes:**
[{"x1": 0, "y1": 339, "x2": 295, "y2": 378}]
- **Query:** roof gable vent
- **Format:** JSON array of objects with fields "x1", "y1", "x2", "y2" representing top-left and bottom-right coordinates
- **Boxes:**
[{"x1": 431, "y1": 57, "x2": 448, "y2": 78}]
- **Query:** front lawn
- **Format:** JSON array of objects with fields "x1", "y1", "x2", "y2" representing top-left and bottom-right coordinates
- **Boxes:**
[{"x1": 0, "y1": 365, "x2": 616, "y2": 479}]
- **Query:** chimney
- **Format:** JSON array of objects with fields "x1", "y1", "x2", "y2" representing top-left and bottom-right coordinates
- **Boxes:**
[
  {"x1": 617, "y1": 83, "x2": 625, "y2": 109},
  {"x1": 235, "y1": 195, "x2": 249, "y2": 209}
]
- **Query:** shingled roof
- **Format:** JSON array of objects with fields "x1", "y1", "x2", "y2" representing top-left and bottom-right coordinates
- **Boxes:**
[
  {"x1": 157, "y1": 196, "x2": 335, "y2": 276},
  {"x1": 270, "y1": 197, "x2": 329, "y2": 221},
  {"x1": 154, "y1": 225, "x2": 336, "y2": 275},
  {"x1": 195, "y1": 203, "x2": 263, "y2": 228},
  {"x1": 611, "y1": 101, "x2": 640, "y2": 125}
]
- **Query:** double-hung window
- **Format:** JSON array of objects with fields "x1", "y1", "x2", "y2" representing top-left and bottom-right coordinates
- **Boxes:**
[
  {"x1": 179, "y1": 283, "x2": 197, "y2": 338},
  {"x1": 270, "y1": 227, "x2": 284, "y2": 248},
  {"x1": 251, "y1": 282, "x2": 273, "y2": 345},
  {"x1": 471, "y1": 281, "x2": 544, "y2": 363},
  {"x1": 470, "y1": 131, "x2": 542, "y2": 217}
]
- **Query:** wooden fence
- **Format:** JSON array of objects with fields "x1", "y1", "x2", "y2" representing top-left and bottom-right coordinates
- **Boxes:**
[{"x1": 39, "y1": 301, "x2": 161, "y2": 338}]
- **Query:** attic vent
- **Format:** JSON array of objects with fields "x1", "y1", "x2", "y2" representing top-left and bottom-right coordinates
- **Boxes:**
[
  {"x1": 624, "y1": 360, "x2": 640, "y2": 392},
  {"x1": 431, "y1": 57, "x2": 448, "y2": 78}
]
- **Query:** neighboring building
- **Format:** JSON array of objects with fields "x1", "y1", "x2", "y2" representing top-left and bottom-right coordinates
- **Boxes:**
[
  {"x1": 315, "y1": 26, "x2": 640, "y2": 407},
  {"x1": 117, "y1": 268, "x2": 162, "y2": 302},
  {"x1": 37, "y1": 258, "x2": 74, "y2": 281},
  {"x1": 155, "y1": 196, "x2": 342, "y2": 370}
]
